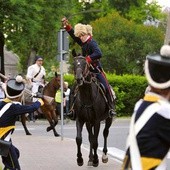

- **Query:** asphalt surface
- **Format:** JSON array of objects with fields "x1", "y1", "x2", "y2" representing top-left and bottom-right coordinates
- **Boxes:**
[{"x1": 0, "y1": 121, "x2": 122, "y2": 170}]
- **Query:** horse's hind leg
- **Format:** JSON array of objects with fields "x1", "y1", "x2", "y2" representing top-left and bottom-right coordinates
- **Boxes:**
[
  {"x1": 47, "y1": 119, "x2": 60, "y2": 137},
  {"x1": 51, "y1": 121, "x2": 60, "y2": 137},
  {"x1": 102, "y1": 117, "x2": 112, "y2": 163},
  {"x1": 21, "y1": 115, "x2": 32, "y2": 135},
  {"x1": 76, "y1": 121, "x2": 84, "y2": 166},
  {"x1": 45, "y1": 111, "x2": 60, "y2": 137}
]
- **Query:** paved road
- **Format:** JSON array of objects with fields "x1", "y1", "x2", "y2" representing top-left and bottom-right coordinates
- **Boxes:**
[
  {"x1": 2, "y1": 119, "x2": 169, "y2": 169},
  {"x1": 0, "y1": 120, "x2": 122, "y2": 170}
]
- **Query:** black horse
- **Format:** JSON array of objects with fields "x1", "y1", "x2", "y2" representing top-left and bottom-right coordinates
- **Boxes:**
[{"x1": 73, "y1": 55, "x2": 114, "y2": 167}]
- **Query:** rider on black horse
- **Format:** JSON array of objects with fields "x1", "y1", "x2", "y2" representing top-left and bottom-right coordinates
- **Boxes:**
[{"x1": 62, "y1": 17, "x2": 116, "y2": 120}]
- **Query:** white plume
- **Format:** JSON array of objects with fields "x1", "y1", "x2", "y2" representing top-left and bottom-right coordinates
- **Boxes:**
[
  {"x1": 160, "y1": 45, "x2": 170, "y2": 57},
  {"x1": 15, "y1": 75, "x2": 23, "y2": 83}
]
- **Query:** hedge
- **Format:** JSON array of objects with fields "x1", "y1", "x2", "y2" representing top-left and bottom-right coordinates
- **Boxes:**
[{"x1": 64, "y1": 73, "x2": 148, "y2": 117}]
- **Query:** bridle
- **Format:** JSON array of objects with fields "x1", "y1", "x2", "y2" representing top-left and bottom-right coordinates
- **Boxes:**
[{"x1": 74, "y1": 56, "x2": 93, "y2": 84}]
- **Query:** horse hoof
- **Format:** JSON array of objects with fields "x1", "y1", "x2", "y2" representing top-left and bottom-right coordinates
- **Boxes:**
[
  {"x1": 93, "y1": 159, "x2": 99, "y2": 167},
  {"x1": 46, "y1": 126, "x2": 52, "y2": 132},
  {"x1": 26, "y1": 132, "x2": 32, "y2": 135},
  {"x1": 102, "y1": 154, "x2": 108, "y2": 163},
  {"x1": 102, "y1": 157, "x2": 108, "y2": 163},
  {"x1": 87, "y1": 161, "x2": 93, "y2": 166},
  {"x1": 77, "y1": 158, "x2": 83, "y2": 166},
  {"x1": 93, "y1": 162, "x2": 99, "y2": 167},
  {"x1": 54, "y1": 133, "x2": 60, "y2": 137},
  {"x1": 77, "y1": 162, "x2": 83, "y2": 166}
]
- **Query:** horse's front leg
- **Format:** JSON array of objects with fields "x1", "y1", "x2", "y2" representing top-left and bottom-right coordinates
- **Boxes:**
[
  {"x1": 85, "y1": 123, "x2": 93, "y2": 166},
  {"x1": 43, "y1": 109, "x2": 60, "y2": 137},
  {"x1": 76, "y1": 120, "x2": 84, "y2": 166},
  {"x1": 86, "y1": 122, "x2": 100, "y2": 167},
  {"x1": 92, "y1": 122, "x2": 100, "y2": 167},
  {"x1": 102, "y1": 117, "x2": 112, "y2": 163}
]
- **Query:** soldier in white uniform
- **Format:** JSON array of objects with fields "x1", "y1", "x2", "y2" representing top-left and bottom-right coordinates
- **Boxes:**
[
  {"x1": 26, "y1": 56, "x2": 46, "y2": 101},
  {"x1": 26, "y1": 56, "x2": 46, "y2": 121}
]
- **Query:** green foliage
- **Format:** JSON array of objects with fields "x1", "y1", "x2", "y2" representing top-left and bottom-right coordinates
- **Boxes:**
[
  {"x1": 1, "y1": 0, "x2": 167, "y2": 77},
  {"x1": 107, "y1": 0, "x2": 164, "y2": 24},
  {"x1": 113, "y1": 86, "x2": 126, "y2": 116},
  {"x1": 63, "y1": 74, "x2": 75, "y2": 86},
  {"x1": 106, "y1": 74, "x2": 147, "y2": 116},
  {"x1": 108, "y1": 0, "x2": 147, "y2": 17},
  {"x1": 125, "y1": 1, "x2": 164, "y2": 23},
  {"x1": 77, "y1": 0, "x2": 110, "y2": 23},
  {"x1": 44, "y1": 58, "x2": 59, "y2": 82},
  {"x1": 91, "y1": 11, "x2": 164, "y2": 75},
  {"x1": 64, "y1": 73, "x2": 148, "y2": 117},
  {"x1": 1, "y1": 0, "x2": 82, "y2": 73}
]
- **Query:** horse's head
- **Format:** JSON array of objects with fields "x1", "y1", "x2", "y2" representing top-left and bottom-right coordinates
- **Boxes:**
[
  {"x1": 73, "y1": 56, "x2": 90, "y2": 86},
  {"x1": 53, "y1": 72, "x2": 61, "y2": 89}
]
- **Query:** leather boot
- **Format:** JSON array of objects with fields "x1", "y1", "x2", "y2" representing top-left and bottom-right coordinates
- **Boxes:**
[
  {"x1": 67, "y1": 109, "x2": 76, "y2": 120},
  {"x1": 106, "y1": 92, "x2": 116, "y2": 118},
  {"x1": 67, "y1": 85, "x2": 77, "y2": 120}
]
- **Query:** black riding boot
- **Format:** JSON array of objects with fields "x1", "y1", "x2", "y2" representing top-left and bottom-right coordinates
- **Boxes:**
[
  {"x1": 67, "y1": 85, "x2": 77, "y2": 120},
  {"x1": 106, "y1": 92, "x2": 116, "y2": 118},
  {"x1": 67, "y1": 109, "x2": 76, "y2": 120},
  {"x1": 67, "y1": 99, "x2": 76, "y2": 120}
]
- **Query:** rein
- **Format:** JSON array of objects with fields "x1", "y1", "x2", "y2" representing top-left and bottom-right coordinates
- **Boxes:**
[{"x1": 82, "y1": 63, "x2": 93, "y2": 84}]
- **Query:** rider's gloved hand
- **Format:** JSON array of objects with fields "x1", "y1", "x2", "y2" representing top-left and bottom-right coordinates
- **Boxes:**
[
  {"x1": 38, "y1": 98, "x2": 44, "y2": 106},
  {"x1": 86, "y1": 56, "x2": 92, "y2": 64},
  {"x1": 61, "y1": 17, "x2": 72, "y2": 31}
]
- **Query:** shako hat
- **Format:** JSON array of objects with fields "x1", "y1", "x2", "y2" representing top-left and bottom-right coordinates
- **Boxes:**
[
  {"x1": 144, "y1": 45, "x2": 170, "y2": 89},
  {"x1": 3, "y1": 75, "x2": 25, "y2": 99}
]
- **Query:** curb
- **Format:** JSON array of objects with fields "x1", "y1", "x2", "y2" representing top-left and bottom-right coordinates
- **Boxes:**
[{"x1": 98, "y1": 147, "x2": 125, "y2": 162}]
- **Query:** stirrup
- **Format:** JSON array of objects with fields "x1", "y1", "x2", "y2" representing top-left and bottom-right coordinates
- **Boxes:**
[
  {"x1": 67, "y1": 109, "x2": 76, "y2": 120},
  {"x1": 108, "y1": 109, "x2": 116, "y2": 118}
]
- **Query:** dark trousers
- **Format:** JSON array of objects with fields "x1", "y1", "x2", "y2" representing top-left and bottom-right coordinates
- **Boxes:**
[
  {"x1": 2, "y1": 144, "x2": 20, "y2": 170},
  {"x1": 96, "y1": 71, "x2": 112, "y2": 95},
  {"x1": 56, "y1": 103, "x2": 61, "y2": 116}
]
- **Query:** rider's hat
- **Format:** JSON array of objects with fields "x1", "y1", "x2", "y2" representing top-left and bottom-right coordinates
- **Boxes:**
[
  {"x1": 35, "y1": 56, "x2": 43, "y2": 62},
  {"x1": 144, "y1": 45, "x2": 170, "y2": 89},
  {"x1": 2, "y1": 75, "x2": 25, "y2": 99},
  {"x1": 74, "y1": 23, "x2": 93, "y2": 37}
]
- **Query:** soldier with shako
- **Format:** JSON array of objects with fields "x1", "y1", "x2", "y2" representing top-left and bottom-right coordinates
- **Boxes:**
[
  {"x1": 0, "y1": 75, "x2": 44, "y2": 170},
  {"x1": 122, "y1": 45, "x2": 170, "y2": 170}
]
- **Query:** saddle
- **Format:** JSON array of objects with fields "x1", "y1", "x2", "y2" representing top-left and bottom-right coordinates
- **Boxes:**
[
  {"x1": 94, "y1": 78, "x2": 116, "y2": 103},
  {"x1": 70, "y1": 73, "x2": 116, "y2": 111}
]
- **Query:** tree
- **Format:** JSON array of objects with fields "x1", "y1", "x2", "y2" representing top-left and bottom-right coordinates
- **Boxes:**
[
  {"x1": 1, "y1": 0, "x2": 44, "y2": 73},
  {"x1": 107, "y1": 0, "x2": 164, "y2": 24},
  {"x1": 90, "y1": 11, "x2": 164, "y2": 74},
  {"x1": 75, "y1": 0, "x2": 110, "y2": 23},
  {"x1": 125, "y1": 1, "x2": 165, "y2": 24},
  {"x1": 1, "y1": 0, "x2": 81, "y2": 74},
  {"x1": 0, "y1": 0, "x2": 166, "y2": 76}
]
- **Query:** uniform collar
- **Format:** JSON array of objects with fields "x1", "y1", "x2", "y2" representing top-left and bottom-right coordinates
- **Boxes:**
[
  {"x1": 85, "y1": 35, "x2": 92, "y2": 43},
  {"x1": 144, "y1": 92, "x2": 167, "y2": 102},
  {"x1": 3, "y1": 98, "x2": 12, "y2": 103},
  {"x1": 3, "y1": 98, "x2": 21, "y2": 104}
]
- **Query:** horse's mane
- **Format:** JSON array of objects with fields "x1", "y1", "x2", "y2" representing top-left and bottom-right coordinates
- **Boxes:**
[{"x1": 43, "y1": 73, "x2": 60, "y2": 98}]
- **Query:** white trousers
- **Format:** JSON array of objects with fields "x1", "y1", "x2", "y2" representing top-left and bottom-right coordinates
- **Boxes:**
[{"x1": 32, "y1": 82, "x2": 44, "y2": 102}]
